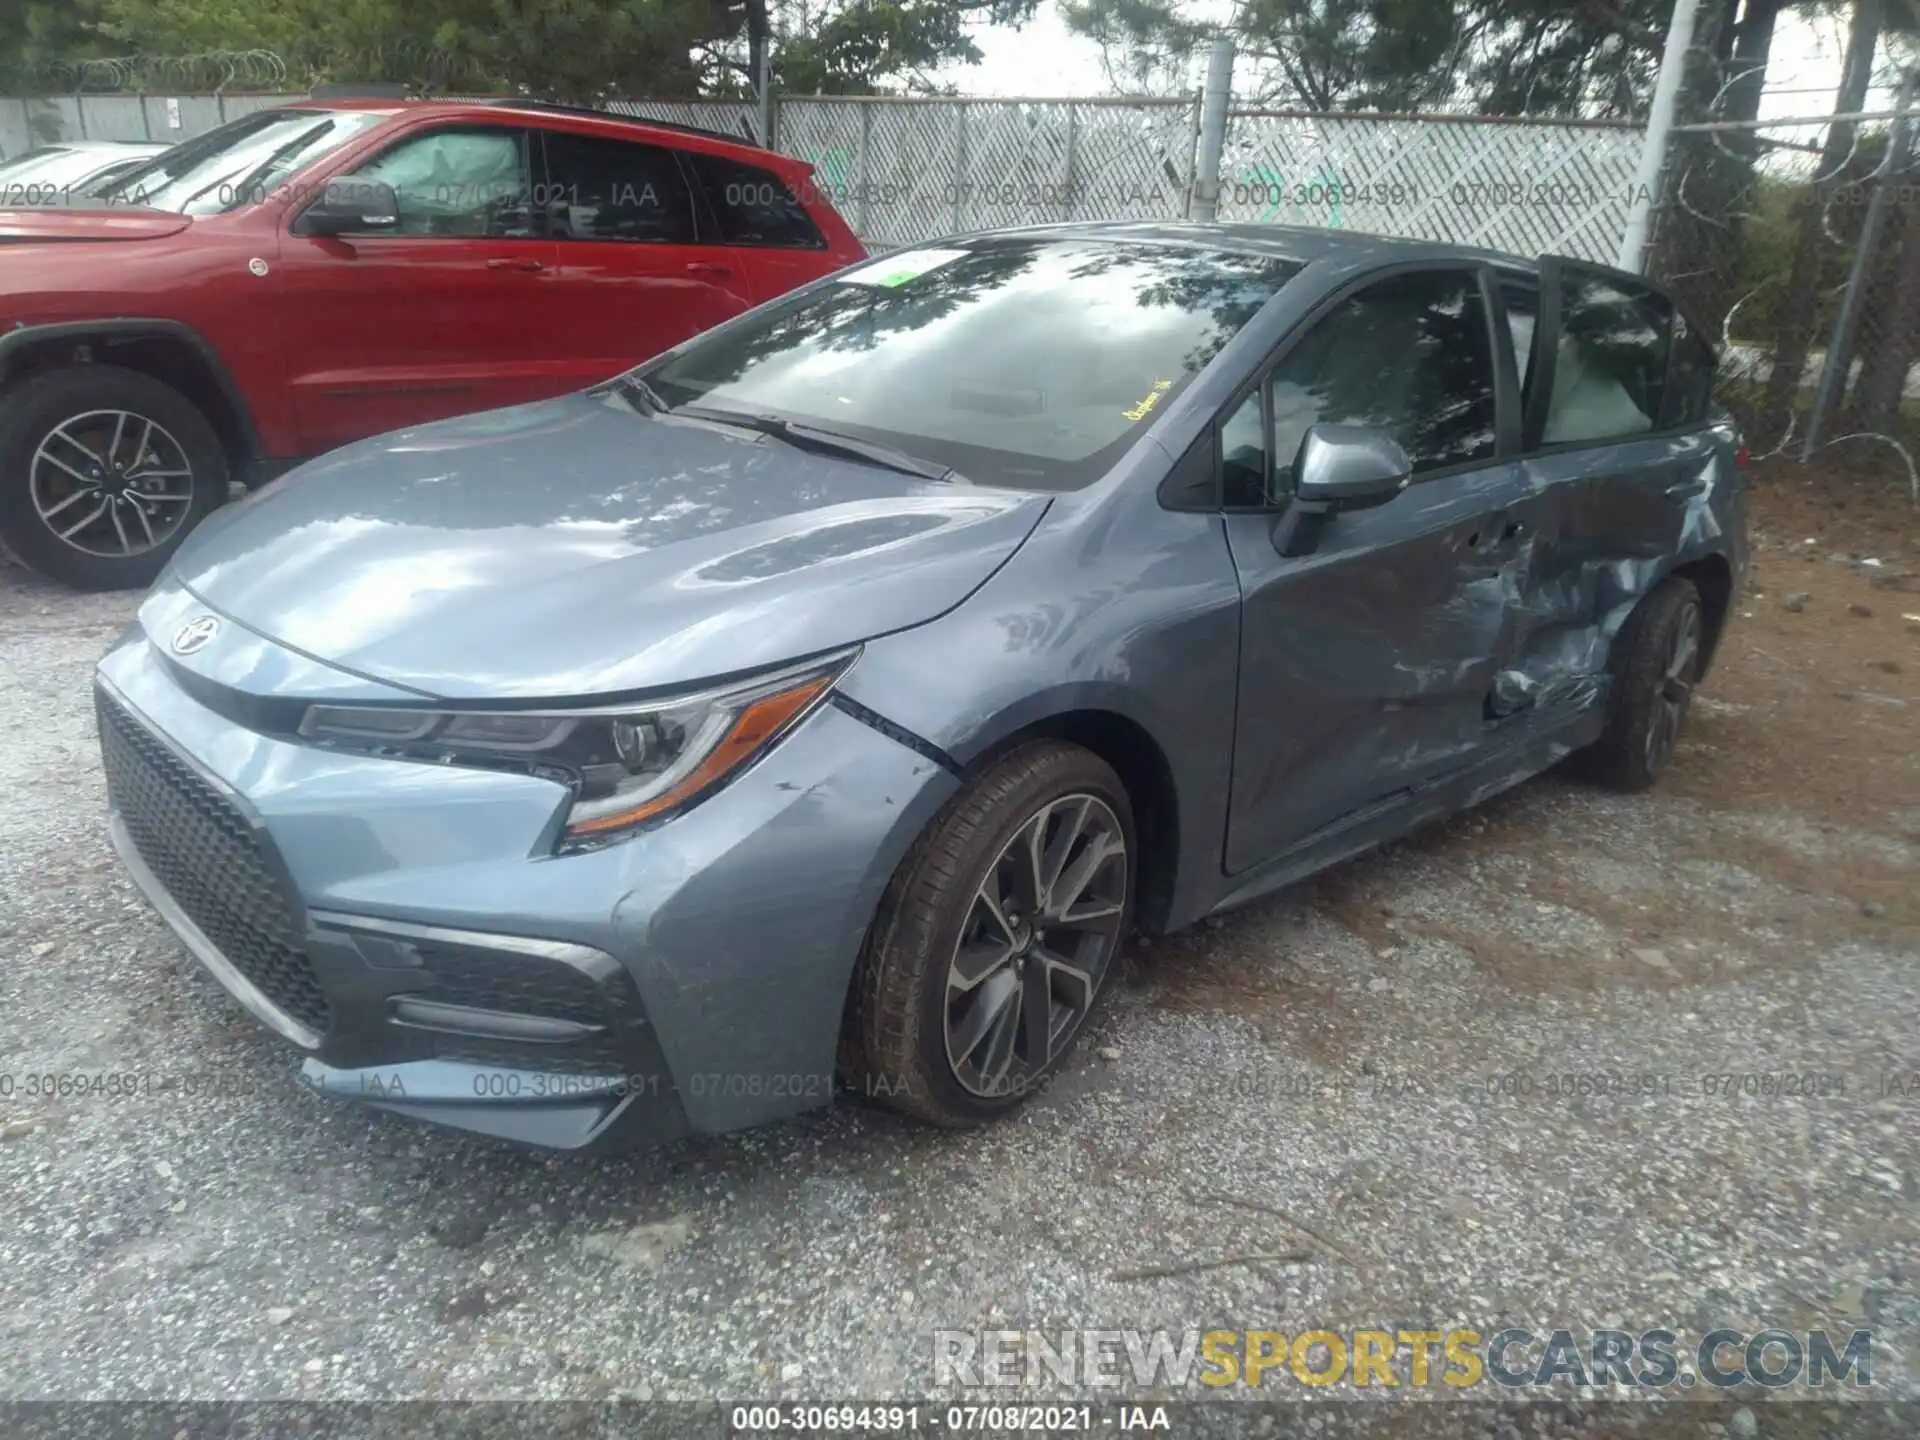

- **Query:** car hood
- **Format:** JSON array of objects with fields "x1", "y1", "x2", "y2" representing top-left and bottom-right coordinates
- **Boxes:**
[
  {"x1": 169, "y1": 392, "x2": 1051, "y2": 700},
  {"x1": 0, "y1": 207, "x2": 192, "y2": 242}
]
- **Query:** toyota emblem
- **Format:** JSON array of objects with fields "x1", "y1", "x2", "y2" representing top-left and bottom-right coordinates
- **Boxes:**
[{"x1": 171, "y1": 616, "x2": 220, "y2": 656}]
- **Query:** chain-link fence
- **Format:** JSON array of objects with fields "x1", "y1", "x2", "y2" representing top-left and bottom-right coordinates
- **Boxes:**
[
  {"x1": 3, "y1": 87, "x2": 1651, "y2": 266},
  {"x1": 1216, "y1": 110, "x2": 1644, "y2": 264},
  {"x1": 1648, "y1": 74, "x2": 1920, "y2": 494},
  {"x1": 775, "y1": 97, "x2": 1199, "y2": 247}
]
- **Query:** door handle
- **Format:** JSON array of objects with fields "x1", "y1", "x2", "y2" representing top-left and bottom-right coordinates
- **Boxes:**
[
  {"x1": 1463, "y1": 513, "x2": 1523, "y2": 554},
  {"x1": 486, "y1": 257, "x2": 544, "y2": 272},
  {"x1": 685, "y1": 261, "x2": 732, "y2": 278}
]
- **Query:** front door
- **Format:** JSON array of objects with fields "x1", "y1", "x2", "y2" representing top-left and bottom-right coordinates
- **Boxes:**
[
  {"x1": 1222, "y1": 265, "x2": 1535, "y2": 873},
  {"x1": 277, "y1": 124, "x2": 561, "y2": 453}
]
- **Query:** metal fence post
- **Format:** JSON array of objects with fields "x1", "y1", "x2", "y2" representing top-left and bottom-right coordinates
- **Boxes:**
[
  {"x1": 73, "y1": 92, "x2": 89, "y2": 140},
  {"x1": 1061, "y1": 102, "x2": 1078, "y2": 222},
  {"x1": 1803, "y1": 65, "x2": 1920, "y2": 458},
  {"x1": 1189, "y1": 39, "x2": 1234, "y2": 222},
  {"x1": 856, "y1": 103, "x2": 873, "y2": 239},
  {"x1": 756, "y1": 50, "x2": 775, "y2": 149},
  {"x1": 951, "y1": 105, "x2": 969, "y2": 234},
  {"x1": 1617, "y1": 0, "x2": 1702, "y2": 271}
]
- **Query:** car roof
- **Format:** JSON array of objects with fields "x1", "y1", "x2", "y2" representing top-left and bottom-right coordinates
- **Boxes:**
[
  {"x1": 959, "y1": 220, "x2": 1541, "y2": 272},
  {"x1": 18, "y1": 140, "x2": 166, "y2": 155},
  {"x1": 293, "y1": 97, "x2": 786, "y2": 169}
]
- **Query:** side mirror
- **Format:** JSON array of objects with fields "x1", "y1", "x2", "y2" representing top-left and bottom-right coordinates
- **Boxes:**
[
  {"x1": 1294, "y1": 423, "x2": 1412, "y2": 510},
  {"x1": 1271, "y1": 424, "x2": 1412, "y2": 557},
  {"x1": 296, "y1": 178, "x2": 399, "y2": 237}
]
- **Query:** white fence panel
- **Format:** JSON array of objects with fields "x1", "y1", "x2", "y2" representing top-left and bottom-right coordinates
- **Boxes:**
[
  {"x1": 1217, "y1": 111, "x2": 1645, "y2": 264},
  {"x1": 605, "y1": 98, "x2": 761, "y2": 144},
  {"x1": 779, "y1": 97, "x2": 1198, "y2": 247},
  {"x1": 0, "y1": 89, "x2": 1645, "y2": 263},
  {"x1": 0, "y1": 99, "x2": 35, "y2": 161}
]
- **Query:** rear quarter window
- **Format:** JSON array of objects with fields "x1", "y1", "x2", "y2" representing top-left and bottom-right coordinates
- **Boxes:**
[{"x1": 1661, "y1": 312, "x2": 1716, "y2": 427}]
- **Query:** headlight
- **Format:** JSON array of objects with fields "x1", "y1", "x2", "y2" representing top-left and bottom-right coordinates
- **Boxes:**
[{"x1": 298, "y1": 650, "x2": 855, "y2": 850}]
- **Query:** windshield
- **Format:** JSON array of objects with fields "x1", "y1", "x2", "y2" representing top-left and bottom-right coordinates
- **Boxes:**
[
  {"x1": 97, "y1": 109, "x2": 385, "y2": 215},
  {"x1": 642, "y1": 238, "x2": 1302, "y2": 491},
  {"x1": 0, "y1": 148, "x2": 105, "y2": 188}
]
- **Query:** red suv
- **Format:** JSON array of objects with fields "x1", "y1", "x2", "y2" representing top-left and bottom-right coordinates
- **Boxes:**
[{"x1": 0, "y1": 98, "x2": 866, "y2": 589}]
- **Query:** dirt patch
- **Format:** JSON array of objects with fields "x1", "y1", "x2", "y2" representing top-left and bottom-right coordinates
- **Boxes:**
[{"x1": 1670, "y1": 458, "x2": 1919, "y2": 834}]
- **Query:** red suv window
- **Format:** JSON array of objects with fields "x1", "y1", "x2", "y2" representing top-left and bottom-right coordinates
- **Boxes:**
[
  {"x1": 680, "y1": 151, "x2": 826, "y2": 250},
  {"x1": 540, "y1": 130, "x2": 697, "y2": 244}
]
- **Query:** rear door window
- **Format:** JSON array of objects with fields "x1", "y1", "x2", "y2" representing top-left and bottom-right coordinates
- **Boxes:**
[
  {"x1": 541, "y1": 131, "x2": 697, "y2": 244},
  {"x1": 682, "y1": 151, "x2": 825, "y2": 248}
]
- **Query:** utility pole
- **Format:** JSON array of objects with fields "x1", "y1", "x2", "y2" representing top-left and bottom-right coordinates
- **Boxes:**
[
  {"x1": 1616, "y1": 0, "x2": 1704, "y2": 272},
  {"x1": 1189, "y1": 39, "x2": 1235, "y2": 223}
]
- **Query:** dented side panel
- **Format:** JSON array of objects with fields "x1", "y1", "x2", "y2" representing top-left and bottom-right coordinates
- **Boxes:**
[
  {"x1": 1512, "y1": 426, "x2": 1743, "y2": 704},
  {"x1": 1221, "y1": 457, "x2": 1545, "y2": 873}
]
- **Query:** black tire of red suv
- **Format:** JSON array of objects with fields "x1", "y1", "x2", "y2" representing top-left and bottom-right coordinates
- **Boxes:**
[{"x1": 0, "y1": 365, "x2": 228, "y2": 591}]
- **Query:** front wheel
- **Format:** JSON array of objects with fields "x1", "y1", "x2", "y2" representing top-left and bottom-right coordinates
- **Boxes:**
[
  {"x1": 842, "y1": 742, "x2": 1135, "y2": 1126},
  {"x1": 0, "y1": 365, "x2": 228, "y2": 590}
]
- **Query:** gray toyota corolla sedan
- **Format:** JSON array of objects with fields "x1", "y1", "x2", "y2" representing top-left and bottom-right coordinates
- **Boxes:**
[{"x1": 95, "y1": 222, "x2": 1746, "y2": 1149}]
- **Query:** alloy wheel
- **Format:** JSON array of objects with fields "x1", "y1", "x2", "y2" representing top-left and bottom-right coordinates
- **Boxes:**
[
  {"x1": 943, "y1": 793, "x2": 1128, "y2": 1097},
  {"x1": 29, "y1": 410, "x2": 196, "y2": 559},
  {"x1": 1645, "y1": 597, "x2": 1701, "y2": 771}
]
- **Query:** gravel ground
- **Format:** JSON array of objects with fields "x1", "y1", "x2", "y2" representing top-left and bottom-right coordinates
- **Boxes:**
[{"x1": 0, "y1": 489, "x2": 1916, "y2": 1431}]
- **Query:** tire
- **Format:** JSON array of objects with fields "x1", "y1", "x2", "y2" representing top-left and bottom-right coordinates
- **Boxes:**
[
  {"x1": 0, "y1": 365, "x2": 228, "y2": 591},
  {"x1": 1577, "y1": 576, "x2": 1705, "y2": 792},
  {"x1": 842, "y1": 742, "x2": 1136, "y2": 1127}
]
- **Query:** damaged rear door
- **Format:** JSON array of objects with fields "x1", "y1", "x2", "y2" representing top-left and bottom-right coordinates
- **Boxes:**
[
  {"x1": 1491, "y1": 258, "x2": 1717, "y2": 719},
  {"x1": 1220, "y1": 262, "x2": 1537, "y2": 873}
]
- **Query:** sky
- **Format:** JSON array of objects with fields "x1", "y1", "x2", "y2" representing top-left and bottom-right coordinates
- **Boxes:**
[{"x1": 939, "y1": 2, "x2": 1908, "y2": 122}]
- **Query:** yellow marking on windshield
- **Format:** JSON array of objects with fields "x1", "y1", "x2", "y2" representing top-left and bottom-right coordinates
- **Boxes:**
[{"x1": 1123, "y1": 379, "x2": 1174, "y2": 422}]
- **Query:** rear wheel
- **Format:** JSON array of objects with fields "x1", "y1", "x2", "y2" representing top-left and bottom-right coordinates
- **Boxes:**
[
  {"x1": 842, "y1": 742, "x2": 1134, "y2": 1126},
  {"x1": 0, "y1": 366, "x2": 227, "y2": 590},
  {"x1": 1578, "y1": 576, "x2": 1704, "y2": 791}
]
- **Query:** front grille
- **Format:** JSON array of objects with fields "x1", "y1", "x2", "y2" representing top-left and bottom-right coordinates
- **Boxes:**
[{"x1": 98, "y1": 691, "x2": 332, "y2": 1036}]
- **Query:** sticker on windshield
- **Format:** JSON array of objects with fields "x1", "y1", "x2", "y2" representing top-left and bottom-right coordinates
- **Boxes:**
[
  {"x1": 1123, "y1": 379, "x2": 1174, "y2": 422},
  {"x1": 839, "y1": 248, "x2": 970, "y2": 288}
]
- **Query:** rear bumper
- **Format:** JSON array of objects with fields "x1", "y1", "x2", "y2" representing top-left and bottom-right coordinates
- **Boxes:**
[{"x1": 96, "y1": 627, "x2": 957, "y2": 1149}]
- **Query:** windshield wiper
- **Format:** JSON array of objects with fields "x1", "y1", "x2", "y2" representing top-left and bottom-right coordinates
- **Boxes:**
[
  {"x1": 674, "y1": 405, "x2": 958, "y2": 483},
  {"x1": 609, "y1": 373, "x2": 670, "y2": 413}
]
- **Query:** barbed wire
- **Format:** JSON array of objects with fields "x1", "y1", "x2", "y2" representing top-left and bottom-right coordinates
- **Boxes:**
[
  {"x1": 27, "y1": 44, "x2": 493, "y2": 95},
  {"x1": 39, "y1": 51, "x2": 290, "y2": 93},
  {"x1": 1652, "y1": 39, "x2": 1920, "y2": 494}
]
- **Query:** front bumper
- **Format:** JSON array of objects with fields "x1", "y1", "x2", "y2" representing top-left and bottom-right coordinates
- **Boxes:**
[{"x1": 95, "y1": 623, "x2": 957, "y2": 1149}]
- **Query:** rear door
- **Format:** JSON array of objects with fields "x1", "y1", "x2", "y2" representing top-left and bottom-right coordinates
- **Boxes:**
[
  {"x1": 1500, "y1": 258, "x2": 1716, "y2": 707},
  {"x1": 535, "y1": 128, "x2": 759, "y2": 384},
  {"x1": 677, "y1": 148, "x2": 844, "y2": 301},
  {"x1": 277, "y1": 124, "x2": 561, "y2": 452},
  {"x1": 1221, "y1": 264, "x2": 1536, "y2": 872}
]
